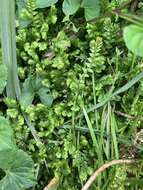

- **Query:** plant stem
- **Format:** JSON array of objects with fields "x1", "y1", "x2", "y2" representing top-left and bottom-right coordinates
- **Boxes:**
[{"x1": 81, "y1": 159, "x2": 137, "y2": 190}]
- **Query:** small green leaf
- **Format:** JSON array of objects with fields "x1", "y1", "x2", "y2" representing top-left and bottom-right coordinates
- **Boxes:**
[
  {"x1": 20, "y1": 75, "x2": 52, "y2": 107},
  {"x1": 82, "y1": 0, "x2": 100, "y2": 21},
  {"x1": 36, "y1": 0, "x2": 58, "y2": 8},
  {"x1": 62, "y1": 0, "x2": 81, "y2": 15},
  {"x1": 20, "y1": 76, "x2": 35, "y2": 107},
  {"x1": 0, "y1": 149, "x2": 36, "y2": 190},
  {"x1": 38, "y1": 88, "x2": 53, "y2": 106},
  {"x1": 0, "y1": 64, "x2": 8, "y2": 94},
  {"x1": 0, "y1": 116, "x2": 14, "y2": 151},
  {"x1": 123, "y1": 24, "x2": 143, "y2": 57}
]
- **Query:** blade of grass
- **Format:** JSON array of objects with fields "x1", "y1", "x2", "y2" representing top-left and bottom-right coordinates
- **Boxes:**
[
  {"x1": 87, "y1": 71, "x2": 143, "y2": 114},
  {"x1": 92, "y1": 72, "x2": 99, "y2": 129},
  {"x1": 64, "y1": 71, "x2": 143, "y2": 126},
  {"x1": 22, "y1": 112, "x2": 42, "y2": 144},
  {"x1": 72, "y1": 98, "x2": 77, "y2": 146},
  {"x1": 0, "y1": 0, "x2": 21, "y2": 99},
  {"x1": 104, "y1": 103, "x2": 111, "y2": 160},
  {"x1": 110, "y1": 111, "x2": 119, "y2": 159},
  {"x1": 83, "y1": 107, "x2": 99, "y2": 152}
]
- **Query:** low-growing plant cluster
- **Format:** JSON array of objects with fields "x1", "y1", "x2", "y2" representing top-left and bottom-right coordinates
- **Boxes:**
[{"x1": 1, "y1": 0, "x2": 143, "y2": 190}]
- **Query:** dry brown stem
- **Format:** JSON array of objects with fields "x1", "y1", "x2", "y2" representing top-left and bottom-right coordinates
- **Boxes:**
[{"x1": 81, "y1": 159, "x2": 136, "y2": 190}]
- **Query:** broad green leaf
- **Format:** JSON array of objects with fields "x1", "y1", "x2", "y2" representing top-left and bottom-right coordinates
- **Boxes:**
[
  {"x1": 82, "y1": 0, "x2": 100, "y2": 21},
  {"x1": 38, "y1": 88, "x2": 53, "y2": 106},
  {"x1": 0, "y1": 64, "x2": 8, "y2": 94},
  {"x1": 123, "y1": 24, "x2": 143, "y2": 57},
  {"x1": 0, "y1": 149, "x2": 36, "y2": 190},
  {"x1": 0, "y1": 148, "x2": 18, "y2": 170},
  {"x1": 0, "y1": 116, "x2": 15, "y2": 151},
  {"x1": 62, "y1": 0, "x2": 81, "y2": 15},
  {"x1": 36, "y1": 0, "x2": 58, "y2": 8}
]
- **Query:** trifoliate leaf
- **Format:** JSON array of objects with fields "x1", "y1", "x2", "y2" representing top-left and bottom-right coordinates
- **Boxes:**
[
  {"x1": 82, "y1": 0, "x2": 100, "y2": 21},
  {"x1": 0, "y1": 116, "x2": 15, "y2": 151},
  {"x1": 38, "y1": 88, "x2": 53, "y2": 106},
  {"x1": 62, "y1": 0, "x2": 81, "y2": 15},
  {"x1": 0, "y1": 64, "x2": 7, "y2": 94},
  {"x1": 36, "y1": 0, "x2": 58, "y2": 8},
  {"x1": 0, "y1": 149, "x2": 36, "y2": 190},
  {"x1": 123, "y1": 24, "x2": 143, "y2": 57}
]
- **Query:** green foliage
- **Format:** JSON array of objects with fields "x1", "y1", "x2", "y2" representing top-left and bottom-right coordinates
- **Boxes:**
[
  {"x1": 0, "y1": 116, "x2": 36, "y2": 190},
  {"x1": 20, "y1": 75, "x2": 53, "y2": 107},
  {"x1": 1, "y1": 0, "x2": 143, "y2": 190},
  {"x1": 62, "y1": 0, "x2": 100, "y2": 20},
  {"x1": 123, "y1": 24, "x2": 143, "y2": 57},
  {"x1": 19, "y1": 0, "x2": 101, "y2": 21},
  {"x1": 108, "y1": 166, "x2": 127, "y2": 190}
]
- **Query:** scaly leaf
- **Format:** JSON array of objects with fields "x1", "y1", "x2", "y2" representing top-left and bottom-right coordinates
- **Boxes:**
[
  {"x1": 62, "y1": 0, "x2": 81, "y2": 15},
  {"x1": 123, "y1": 24, "x2": 143, "y2": 57}
]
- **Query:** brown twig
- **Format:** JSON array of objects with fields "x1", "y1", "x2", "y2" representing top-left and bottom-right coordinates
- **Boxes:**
[
  {"x1": 130, "y1": 0, "x2": 138, "y2": 12},
  {"x1": 44, "y1": 177, "x2": 59, "y2": 190},
  {"x1": 114, "y1": 110, "x2": 143, "y2": 121},
  {"x1": 79, "y1": 0, "x2": 132, "y2": 25},
  {"x1": 81, "y1": 159, "x2": 136, "y2": 190}
]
